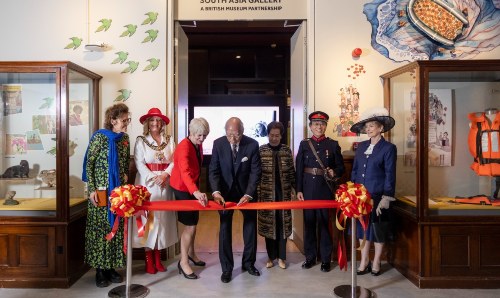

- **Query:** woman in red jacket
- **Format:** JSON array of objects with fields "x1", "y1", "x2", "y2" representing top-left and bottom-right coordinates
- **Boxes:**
[{"x1": 170, "y1": 117, "x2": 210, "y2": 279}]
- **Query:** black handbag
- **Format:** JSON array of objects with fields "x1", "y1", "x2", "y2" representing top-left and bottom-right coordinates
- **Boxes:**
[{"x1": 372, "y1": 215, "x2": 391, "y2": 243}]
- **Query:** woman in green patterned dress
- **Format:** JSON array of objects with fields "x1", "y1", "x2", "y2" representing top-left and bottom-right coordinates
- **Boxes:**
[{"x1": 82, "y1": 103, "x2": 131, "y2": 288}]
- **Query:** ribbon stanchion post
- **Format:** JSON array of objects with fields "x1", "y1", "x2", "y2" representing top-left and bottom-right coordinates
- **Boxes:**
[
  {"x1": 106, "y1": 184, "x2": 151, "y2": 298},
  {"x1": 108, "y1": 216, "x2": 149, "y2": 298},
  {"x1": 333, "y1": 182, "x2": 374, "y2": 298}
]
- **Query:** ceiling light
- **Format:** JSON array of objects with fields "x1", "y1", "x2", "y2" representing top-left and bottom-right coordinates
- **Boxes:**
[{"x1": 85, "y1": 42, "x2": 110, "y2": 52}]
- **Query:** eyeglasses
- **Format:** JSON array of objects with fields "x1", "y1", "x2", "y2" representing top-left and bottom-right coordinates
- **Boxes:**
[
  {"x1": 226, "y1": 133, "x2": 241, "y2": 139},
  {"x1": 118, "y1": 117, "x2": 132, "y2": 124}
]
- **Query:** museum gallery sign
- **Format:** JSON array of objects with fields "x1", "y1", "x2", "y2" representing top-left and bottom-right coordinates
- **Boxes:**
[{"x1": 177, "y1": 0, "x2": 307, "y2": 20}]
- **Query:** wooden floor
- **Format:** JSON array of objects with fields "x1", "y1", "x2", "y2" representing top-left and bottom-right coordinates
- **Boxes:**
[{"x1": 182, "y1": 210, "x2": 301, "y2": 254}]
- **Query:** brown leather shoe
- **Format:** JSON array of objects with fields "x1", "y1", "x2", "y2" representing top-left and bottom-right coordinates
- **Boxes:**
[
  {"x1": 278, "y1": 259, "x2": 286, "y2": 269},
  {"x1": 266, "y1": 259, "x2": 274, "y2": 268}
]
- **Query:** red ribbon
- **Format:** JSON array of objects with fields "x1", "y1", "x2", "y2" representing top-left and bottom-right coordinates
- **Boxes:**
[
  {"x1": 135, "y1": 210, "x2": 146, "y2": 238},
  {"x1": 107, "y1": 197, "x2": 339, "y2": 254},
  {"x1": 106, "y1": 184, "x2": 363, "y2": 263},
  {"x1": 138, "y1": 200, "x2": 339, "y2": 211}
]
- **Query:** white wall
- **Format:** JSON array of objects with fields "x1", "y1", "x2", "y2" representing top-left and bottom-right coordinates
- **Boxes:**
[
  {"x1": 314, "y1": 0, "x2": 393, "y2": 150},
  {"x1": 0, "y1": 0, "x2": 167, "y2": 153},
  {"x1": 313, "y1": 0, "x2": 500, "y2": 151},
  {"x1": 1, "y1": 0, "x2": 499, "y2": 154}
]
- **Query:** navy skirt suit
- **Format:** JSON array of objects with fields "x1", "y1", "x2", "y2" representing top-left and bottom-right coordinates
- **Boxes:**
[{"x1": 351, "y1": 137, "x2": 396, "y2": 242}]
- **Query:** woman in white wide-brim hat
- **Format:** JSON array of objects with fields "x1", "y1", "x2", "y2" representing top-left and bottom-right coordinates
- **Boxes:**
[{"x1": 350, "y1": 107, "x2": 396, "y2": 277}]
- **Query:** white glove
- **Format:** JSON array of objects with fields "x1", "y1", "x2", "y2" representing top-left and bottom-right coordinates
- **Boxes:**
[{"x1": 376, "y1": 195, "x2": 395, "y2": 216}]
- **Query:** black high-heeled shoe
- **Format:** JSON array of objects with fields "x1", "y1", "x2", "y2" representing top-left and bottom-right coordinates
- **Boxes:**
[
  {"x1": 178, "y1": 261, "x2": 198, "y2": 279},
  {"x1": 371, "y1": 262, "x2": 382, "y2": 276},
  {"x1": 357, "y1": 262, "x2": 371, "y2": 275},
  {"x1": 188, "y1": 256, "x2": 206, "y2": 267}
]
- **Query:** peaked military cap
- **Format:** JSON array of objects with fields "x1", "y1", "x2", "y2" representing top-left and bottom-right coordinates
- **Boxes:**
[{"x1": 308, "y1": 111, "x2": 329, "y2": 123}]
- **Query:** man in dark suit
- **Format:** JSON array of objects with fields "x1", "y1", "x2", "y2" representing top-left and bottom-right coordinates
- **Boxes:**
[{"x1": 209, "y1": 117, "x2": 262, "y2": 283}]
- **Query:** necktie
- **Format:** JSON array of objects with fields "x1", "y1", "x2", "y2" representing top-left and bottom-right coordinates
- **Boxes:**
[{"x1": 232, "y1": 144, "x2": 237, "y2": 161}]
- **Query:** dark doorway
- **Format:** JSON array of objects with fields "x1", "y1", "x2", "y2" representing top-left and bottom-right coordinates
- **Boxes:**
[
  {"x1": 175, "y1": 20, "x2": 305, "y2": 255},
  {"x1": 180, "y1": 20, "x2": 299, "y2": 163}
]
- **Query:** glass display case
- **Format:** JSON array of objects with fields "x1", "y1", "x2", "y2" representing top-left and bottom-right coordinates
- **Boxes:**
[
  {"x1": 0, "y1": 61, "x2": 101, "y2": 288},
  {"x1": 381, "y1": 60, "x2": 500, "y2": 289}
]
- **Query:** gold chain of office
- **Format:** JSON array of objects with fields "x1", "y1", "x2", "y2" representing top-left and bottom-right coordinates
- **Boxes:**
[{"x1": 137, "y1": 135, "x2": 171, "y2": 151}]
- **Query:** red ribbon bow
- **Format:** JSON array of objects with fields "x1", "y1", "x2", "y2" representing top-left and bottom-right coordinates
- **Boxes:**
[
  {"x1": 105, "y1": 184, "x2": 151, "y2": 254},
  {"x1": 335, "y1": 181, "x2": 373, "y2": 271}
]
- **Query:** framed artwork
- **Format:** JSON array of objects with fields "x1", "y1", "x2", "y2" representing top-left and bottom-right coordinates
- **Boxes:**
[
  {"x1": 32, "y1": 115, "x2": 56, "y2": 134},
  {"x1": 26, "y1": 129, "x2": 44, "y2": 150},
  {"x1": 404, "y1": 88, "x2": 453, "y2": 167},
  {"x1": 2, "y1": 84, "x2": 23, "y2": 116},
  {"x1": 428, "y1": 89, "x2": 453, "y2": 167},
  {"x1": 403, "y1": 87, "x2": 417, "y2": 167},
  {"x1": 6, "y1": 134, "x2": 27, "y2": 155}
]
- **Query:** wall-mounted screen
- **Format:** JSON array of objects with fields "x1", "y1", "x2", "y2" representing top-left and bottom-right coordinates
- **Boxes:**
[{"x1": 193, "y1": 106, "x2": 279, "y2": 155}]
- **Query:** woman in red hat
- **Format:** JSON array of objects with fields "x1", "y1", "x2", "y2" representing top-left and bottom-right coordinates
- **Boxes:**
[{"x1": 132, "y1": 108, "x2": 178, "y2": 274}]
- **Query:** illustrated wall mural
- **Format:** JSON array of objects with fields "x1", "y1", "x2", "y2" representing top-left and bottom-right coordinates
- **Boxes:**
[
  {"x1": 332, "y1": 64, "x2": 367, "y2": 139},
  {"x1": 363, "y1": 0, "x2": 500, "y2": 61}
]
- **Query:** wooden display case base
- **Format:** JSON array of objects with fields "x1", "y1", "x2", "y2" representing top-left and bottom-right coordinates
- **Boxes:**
[
  {"x1": 0, "y1": 214, "x2": 88, "y2": 288},
  {"x1": 390, "y1": 208, "x2": 500, "y2": 289}
]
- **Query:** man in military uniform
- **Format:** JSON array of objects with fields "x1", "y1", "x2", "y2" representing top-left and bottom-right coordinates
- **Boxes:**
[{"x1": 296, "y1": 111, "x2": 345, "y2": 272}]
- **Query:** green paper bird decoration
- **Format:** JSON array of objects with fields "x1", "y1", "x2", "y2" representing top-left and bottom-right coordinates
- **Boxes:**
[
  {"x1": 95, "y1": 19, "x2": 112, "y2": 32},
  {"x1": 115, "y1": 89, "x2": 132, "y2": 102},
  {"x1": 47, "y1": 138, "x2": 57, "y2": 156},
  {"x1": 142, "y1": 12, "x2": 159, "y2": 25},
  {"x1": 112, "y1": 51, "x2": 129, "y2": 64},
  {"x1": 142, "y1": 29, "x2": 159, "y2": 43},
  {"x1": 64, "y1": 37, "x2": 82, "y2": 50},
  {"x1": 46, "y1": 146, "x2": 56, "y2": 156},
  {"x1": 39, "y1": 97, "x2": 54, "y2": 109},
  {"x1": 47, "y1": 138, "x2": 77, "y2": 156},
  {"x1": 121, "y1": 61, "x2": 139, "y2": 74},
  {"x1": 143, "y1": 58, "x2": 160, "y2": 71},
  {"x1": 120, "y1": 24, "x2": 137, "y2": 37}
]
